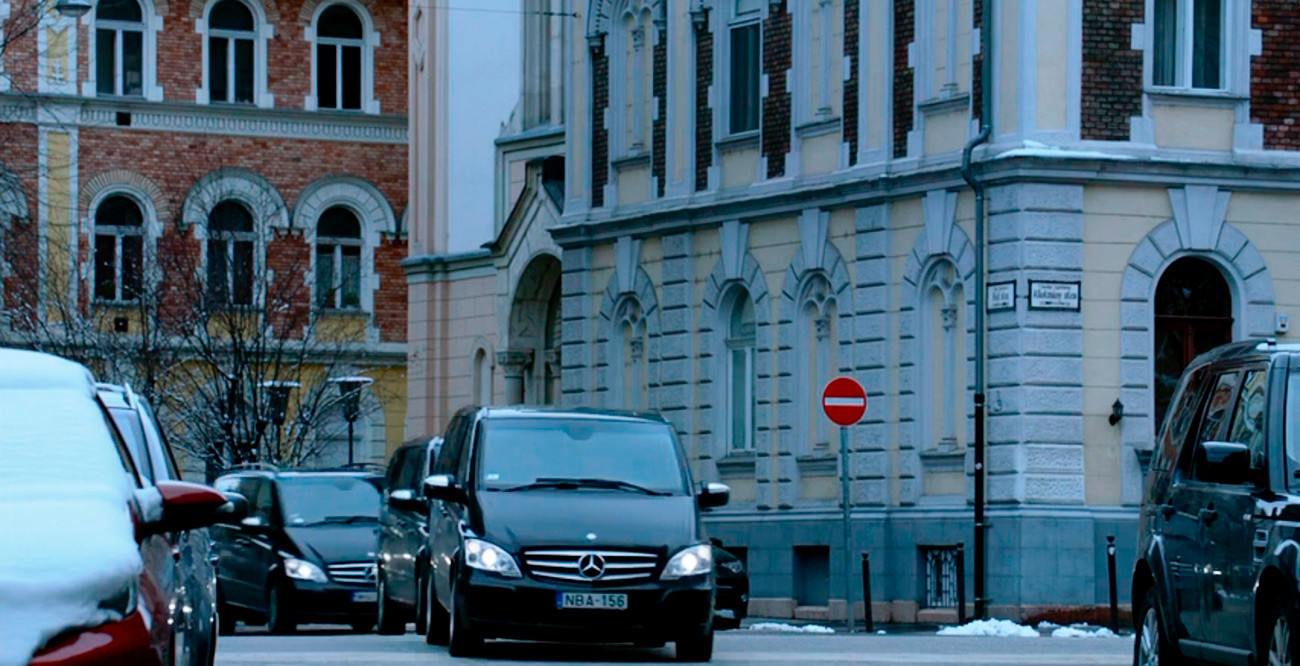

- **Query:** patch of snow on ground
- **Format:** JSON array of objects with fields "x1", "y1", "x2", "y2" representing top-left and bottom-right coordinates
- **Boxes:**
[
  {"x1": 0, "y1": 352, "x2": 142, "y2": 666},
  {"x1": 938, "y1": 619, "x2": 1040, "y2": 638},
  {"x1": 1051, "y1": 625, "x2": 1120, "y2": 638},
  {"x1": 749, "y1": 622, "x2": 837, "y2": 634},
  {"x1": 1036, "y1": 621, "x2": 1061, "y2": 631}
]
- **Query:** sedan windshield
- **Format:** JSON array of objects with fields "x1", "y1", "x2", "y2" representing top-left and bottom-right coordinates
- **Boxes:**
[
  {"x1": 280, "y1": 475, "x2": 381, "y2": 526},
  {"x1": 478, "y1": 418, "x2": 688, "y2": 495}
]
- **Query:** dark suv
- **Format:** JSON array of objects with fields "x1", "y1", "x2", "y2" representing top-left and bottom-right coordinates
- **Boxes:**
[
  {"x1": 1133, "y1": 340, "x2": 1300, "y2": 666},
  {"x1": 376, "y1": 436, "x2": 443, "y2": 635},
  {"x1": 211, "y1": 468, "x2": 384, "y2": 634},
  {"x1": 419, "y1": 407, "x2": 729, "y2": 661}
]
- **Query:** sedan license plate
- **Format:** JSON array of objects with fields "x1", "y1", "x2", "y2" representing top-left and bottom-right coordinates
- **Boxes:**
[
  {"x1": 557, "y1": 592, "x2": 628, "y2": 610},
  {"x1": 352, "y1": 591, "x2": 378, "y2": 603}
]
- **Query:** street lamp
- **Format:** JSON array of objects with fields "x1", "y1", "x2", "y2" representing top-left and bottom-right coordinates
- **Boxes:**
[
  {"x1": 260, "y1": 380, "x2": 300, "y2": 463},
  {"x1": 328, "y1": 376, "x2": 374, "y2": 466},
  {"x1": 52, "y1": 0, "x2": 93, "y2": 18}
]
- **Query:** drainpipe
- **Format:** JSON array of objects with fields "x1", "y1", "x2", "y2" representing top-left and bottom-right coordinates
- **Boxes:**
[{"x1": 959, "y1": 0, "x2": 994, "y2": 622}]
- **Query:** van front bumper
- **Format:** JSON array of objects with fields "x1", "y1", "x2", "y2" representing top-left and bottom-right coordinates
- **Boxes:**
[{"x1": 458, "y1": 569, "x2": 713, "y2": 643}]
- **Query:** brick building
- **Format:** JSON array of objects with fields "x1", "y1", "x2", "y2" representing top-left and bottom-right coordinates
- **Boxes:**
[
  {"x1": 0, "y1": 0, "x2": 410, "y2": 472},
  {"x1": 407, "y1": 0, "x2": 1300, "y2": 622}
]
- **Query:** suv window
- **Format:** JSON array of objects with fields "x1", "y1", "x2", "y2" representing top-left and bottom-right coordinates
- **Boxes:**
[
  {"x1": 108, "y1": 406, "x2": 155, "y2": 483},
  {"x1": 243, "y1": 478, "x2": 275, "y2": 525},
  {"x1": 1158, "y1": 365, "x2": 1208, "y2": 478},
  {"x1": 387, "y1": 448, "x2": 410, "y2": 489},
  {"x1": 1288, "y1": 371, "x2": 1300, "y2": 487},
  {"x1": 1197, "y1": 371, "x2": 1241, "y2": 445},
  {"x1": 394, "y1": 448, "x2": 418, "y2": 491},
  {"x1": 1227, "y1": 369, "x2": 1268, "y2": 470},
  {"x1": 435, "y1": 414, "x2": 469, "y2": 478}
]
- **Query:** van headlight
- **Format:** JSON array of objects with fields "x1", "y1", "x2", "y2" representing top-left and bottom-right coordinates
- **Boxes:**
[
  {"x1": 662, "y1": 544, "x2": 712, "y2": 580},
  {"x1": 464, "y1": 539, "x2": 521, "y2": 578},
  {"x1": 284, "y1": 558, "x2": 329, "y2": 583},
  {"x1": 98, "y1": 579, "x2": 138, "y2": 619}
]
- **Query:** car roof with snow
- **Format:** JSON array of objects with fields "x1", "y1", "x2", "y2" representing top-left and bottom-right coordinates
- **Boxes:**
[{"x1": 0, "y1": 348, "x2": 97, "y2": 393}]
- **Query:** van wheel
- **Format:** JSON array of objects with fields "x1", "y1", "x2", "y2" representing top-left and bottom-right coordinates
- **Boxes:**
[
  {"x1": 375, "y1": 572, "x2": 405, "y2": 635},
  {"x1": 676, "y1": 627, "x2": 713, "y2": 662},
  {"x1": 1134, "y1": 587, "x2": 1180, "y2": 666},
  {"x1": 424, "y1": 573, "x2": 449, "y2": 646},
  {"x1": 1260, "y1": 597, "x2": 1298, "y2": 666},
  {"x1": 447, "y1": 578, "x2": 482, "y2": 657},
  {"x1": 267, "y1": 580, "x2": 297, "y2": 635}
]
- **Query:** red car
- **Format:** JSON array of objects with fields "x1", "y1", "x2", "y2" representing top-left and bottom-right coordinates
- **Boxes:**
[{"x1": 0, "y1": 349, "x2": 242, "y2": 666}]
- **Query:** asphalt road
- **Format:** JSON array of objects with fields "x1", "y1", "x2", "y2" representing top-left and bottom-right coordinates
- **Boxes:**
[{"x1": 215, "y1": 627, "x2": 1135, "y2": 665}]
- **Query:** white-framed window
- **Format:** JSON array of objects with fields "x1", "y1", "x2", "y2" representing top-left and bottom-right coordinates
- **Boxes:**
[
  {"x1": 314, "y1": 3, "x2": 365, "y2": 110},
  {"x1": 94, "y1": 0, "x2": 144, "y2": 96},
  {"x1": 918, "y1": 259, "x2": 965, "y2": 452},
  {"x1": 608, "y1": 0, "x2": 654, "y2": 156},
  {"x1": 207, "y1": 0, "x2": 257, "y2": 104},
  {"x1": 1152, "y1": 0, "x2": 1223, "y2": 90},
  {"x1": 724, "y1": 288, "x2": 756, "y2": 452},
  {"x1": 206, "y1": 200, "x2": 256, "y2": 306},
  {"x1": 727, "y1": 0, "x2": 762, "y2": 135},
  {"x1": 796, "y1": 274, "x2": 835, "y2": 452},
  {"x1": 314, "y1": 206, "x2": 362, "y2": 310},
  {"x1": 93, "y1": 195, "x2": 145, "y2": 302}
]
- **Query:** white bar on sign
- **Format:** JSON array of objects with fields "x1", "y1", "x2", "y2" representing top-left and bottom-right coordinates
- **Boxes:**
[{"x1": 823, "y1": 397, "x2": 865, "y2": 407}]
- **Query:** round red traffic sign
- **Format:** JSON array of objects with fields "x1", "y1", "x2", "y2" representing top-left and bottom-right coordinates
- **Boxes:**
[{"x1": 822, "y1": 376, "x2": 867, "y2": 426}]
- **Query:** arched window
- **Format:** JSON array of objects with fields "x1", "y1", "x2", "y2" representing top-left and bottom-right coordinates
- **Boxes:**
[
  {"x1": 206, "y1": 200, "x2": 255, "y2": 305},
  {"x1": 314, "y1": 206, "x2": 362, "y2": 310},
  {"x1": 612, "y1": 297, "x2": 647, "y2": 409},
  {"x1": 609, "y1": 0, "x2": 653, "y2": 156},
  {"x1": 725, "y1": 288, "x2": 756, "y2": 452},
  {"x1": 314, "y1": 3, "x2": 365, "y2": 110},
  {"x1": 93, "y1": 195, "x2": 144, "y2": 302},
  {"x1": 207, "y1": 0, "x2": 257, "y2": 104},
  {"x1": 919, "y1": 260, "x2": 965, "y2": 451},
  {"x1": 1154, "y1": 256, "x2": 1233, "y2": 426},
  {"x1": 797, "y1": 274, "x2": 836, "y2": 452},
  {"x1": 95, "y1": 0, "x2": 145, "y2": 97}
]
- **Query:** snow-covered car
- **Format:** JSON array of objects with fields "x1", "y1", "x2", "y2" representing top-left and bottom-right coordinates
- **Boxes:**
[
  {"x1": 0, "y1": 349, "x2": 241, "y2": 666},
  {"x1": 97, "y1": 383, "x2": 223, "y2": 666}
]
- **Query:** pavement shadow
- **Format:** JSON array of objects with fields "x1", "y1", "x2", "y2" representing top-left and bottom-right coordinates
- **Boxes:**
[{"x1": 474, "y1": 640, "x2": 676, "y2": 663}]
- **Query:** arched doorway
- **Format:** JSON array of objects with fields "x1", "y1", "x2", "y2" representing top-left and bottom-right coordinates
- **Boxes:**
[
  {"x1": 1153, "y1": 256, "x2": 1233, "y2": 427},
  {"x1": 507, "y1": 254, "x2": 562, "y2": 405}
]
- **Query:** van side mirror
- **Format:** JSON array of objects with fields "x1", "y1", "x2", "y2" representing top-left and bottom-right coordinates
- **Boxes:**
[
  {"x1": 1197, "y1": 441, "x2": 1253, "y2": 486},
  {"x1": 698, "y1": 482, "x2": 730, "y2": 509},
  {"x1": 388, "y1": 488, "x2": 428, "y2": 512},
  {"x1": 423, "y1": 474, "x2": 466, "y2": 503}
]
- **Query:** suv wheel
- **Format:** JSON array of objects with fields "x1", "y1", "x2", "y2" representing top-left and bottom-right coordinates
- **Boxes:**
[
  {"x1": 376, "y1": 570, "x2": 405, "y2": 635},
  {"x1": 1262, "y1": 598, "x2": 1298, "y2": 666},
  {"x1": 267, "y1": 579, "x2": 297, "y2": 635},
  {"x1": 424, "y1": 572, "x2": 449, "y2": 646},
  {"x1": 1134, "y1": 587, "x2": 1179, "y2": 666},
  {"x1": 447, "y1": 577, "x2": 482, "y2": 657},
  {"x1": 676, "y1": 627, "x2": 713, "y2": 662}
]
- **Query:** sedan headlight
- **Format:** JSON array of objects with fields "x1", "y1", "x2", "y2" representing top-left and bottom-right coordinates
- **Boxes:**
[
  {"x1": 662, "y1": 544, "x2": 713, "y2": 580},
  {"x1": 98, "y1": 579, "x2": 138, "y2": 619},
  {"x1": 463, "y1": 538, "x2": 521, "y2": 578},
  {"x1": 283, "y1": 558, "x2": 329, "y2": 583}
]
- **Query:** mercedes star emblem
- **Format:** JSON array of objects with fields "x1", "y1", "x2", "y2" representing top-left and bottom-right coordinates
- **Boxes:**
[
  {"x1": 585, "y1": 532, "x2": 598, "y2": 541},
  {"x1": 578, "y1": 553, "x2": 606, "y2": 579}
]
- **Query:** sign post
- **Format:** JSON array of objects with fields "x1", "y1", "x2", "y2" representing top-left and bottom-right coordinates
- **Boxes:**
[{"x1": 822, "y1": 377, "x2": 867, "y2": 633}]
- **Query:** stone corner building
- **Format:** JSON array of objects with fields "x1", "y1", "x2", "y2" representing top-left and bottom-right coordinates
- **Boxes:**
[{"x1": 406, "y1": 0, "x2": 1299, "y2": 622}]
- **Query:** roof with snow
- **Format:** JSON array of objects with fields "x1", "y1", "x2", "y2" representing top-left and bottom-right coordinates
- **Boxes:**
[{"x1": 0, "y1": 348, "x2": 97, "y2": 393}]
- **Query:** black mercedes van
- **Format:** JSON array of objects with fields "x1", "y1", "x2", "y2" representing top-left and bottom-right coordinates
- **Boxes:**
[{"x1": 419, "y1": 407, "x2": 729, "y2": 661}]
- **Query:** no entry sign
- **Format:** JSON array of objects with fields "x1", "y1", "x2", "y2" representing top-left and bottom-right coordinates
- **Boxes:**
[{"x1": 822, "y1": 376, "x2": 867, "y2": 426}]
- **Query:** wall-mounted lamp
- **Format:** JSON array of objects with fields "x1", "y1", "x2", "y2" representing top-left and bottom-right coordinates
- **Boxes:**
[{"x1": 1109, "y1": 399, "x2": 1124, "y2": 426}]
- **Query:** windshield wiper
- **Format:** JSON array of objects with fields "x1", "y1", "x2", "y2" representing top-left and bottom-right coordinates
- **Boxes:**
[
  {"x1": 303, "y1": 515, "x2": 377, "y2": 526},
  {"x1": 501, "y1": 477, "x2": 669, "y2": 496}
]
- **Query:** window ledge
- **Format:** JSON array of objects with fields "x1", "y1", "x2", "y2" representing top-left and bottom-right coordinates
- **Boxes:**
[
  {"x1": 796, "y1": 454, "x2": 837, "y2": 477},
  {"x1": 316, "y1": 307, "x2": 368, "y2": 318},
  {"x1": 716, "y1": 130, "x2": 760, "y2": 153},
  {"x1": 611, "y1": 152, "x2": 652, "y2": 170},
  {"x1": 716, "y1": 453, "x2": 757, "y2": 477},
  {"x1": 1145, "y1": 88, "x2": 1249, "y2": 107},
  {"x1": 920, "y1": 448, "x2": 965, "y2": 472},
  {"x1": 795, "y1": 116, "x2": 841, "y2": 139},
  {"x1": 918, "y1": 92, "x2": 971, "y2": 116}
]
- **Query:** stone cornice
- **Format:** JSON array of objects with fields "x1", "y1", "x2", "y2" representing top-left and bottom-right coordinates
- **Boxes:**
[
  {"x1": 0, "y1": 93, "x2": 407, "y2": 144},
  {"x1": 402, "y1": 249, "x2": 496, "y2": 281}
]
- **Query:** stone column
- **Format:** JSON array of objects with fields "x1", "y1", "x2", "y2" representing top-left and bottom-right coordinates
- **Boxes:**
[{"x1": 497, "y1": 350, "x2": 532, "y2": 405}]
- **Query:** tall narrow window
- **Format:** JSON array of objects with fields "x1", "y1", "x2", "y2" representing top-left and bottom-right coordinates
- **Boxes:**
[
  {"x1": 316, "y1": 4, "x2": 364, "y2": 110},
  {"x1": 314, "y1": 206, "x2": 362, "y2": 309},
  {"x1": 613, "y1": 298, "x2": 647, "y2": 410},
  {"x1": 920, "y1": 261, "x2": 965, "y2": 452},
  {"x1": 1152, "y1": 0, "x2": 1223, "y2": 90},
  {"x1": 728, "y1": 0, "x2": 761, "y2": 134},
  {"x1": 207, "y1": 200, "x2": 255, "y2": 306},
  {"x1": 95, "y1": 0, "x2": 145, "y2": 97},
  {"x1": 93, "y1": 195, "x2": 144, "y2": 302},
  {"x1": 797, "y1": 275, "x2": 835, "y2": 452},
  {"x1": 725, "y1": 289, "x2": 756, "y2": 452},
  {"x1": 1153, "y1": 256, "x2": 1232, "y2": 428},
  {"x1": 608, "y1": 1, "x2": 652, "y2": 156},
  {"x1": 208, "y1": 0, "x2": 256, "y2": 104}
]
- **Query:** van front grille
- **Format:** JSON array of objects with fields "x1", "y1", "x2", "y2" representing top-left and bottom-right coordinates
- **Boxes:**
[
  {"x1": 522, "y1": 549, "x2": 659, "y2": 584},
  {"x1": 327, "y1": 562, "x2": 376, "y2": 585}
]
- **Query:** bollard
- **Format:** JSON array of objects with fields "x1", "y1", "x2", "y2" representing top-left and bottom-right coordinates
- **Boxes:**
[
  {"x1": 1107, "y1": 535, "x2": 1119, "y2": 634},
  {"x1": 862, "y1": 552, "x2": 874, "y2": 633},
  {"x1": 956, "y1": 542, "x2": 967, "y2": 625}
]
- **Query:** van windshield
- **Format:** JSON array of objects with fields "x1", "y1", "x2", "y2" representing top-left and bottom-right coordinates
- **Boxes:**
[
  {"x1": 280, "y1": 475, "x2": 381, "y2": 526},
  {"x1": 1289, "y1": 372, "x2": 1300, "y2": 485},
  {"x1": 477, "y1": 418, "x2": 689, "y2": 495}
]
